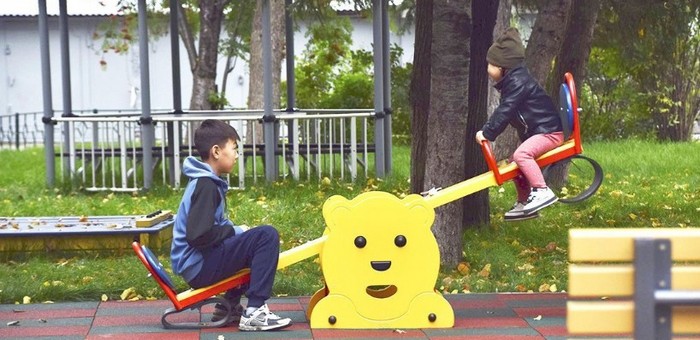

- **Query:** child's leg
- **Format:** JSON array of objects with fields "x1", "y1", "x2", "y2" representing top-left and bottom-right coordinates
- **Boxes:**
[
  {"x1": 512, "y1": 174, "x2": 531, "y2": 203},
  {"x1": 191, "y1": 225, "x2": 280, "y2": 309},
  {"x1": 512, "y1": 132, "x2": 564, "y2": 188}
]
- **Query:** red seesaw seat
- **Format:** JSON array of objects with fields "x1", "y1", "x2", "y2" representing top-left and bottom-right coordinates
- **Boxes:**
[{"x1": 132, "y1": 241, "x2": 250, "y2": 329}]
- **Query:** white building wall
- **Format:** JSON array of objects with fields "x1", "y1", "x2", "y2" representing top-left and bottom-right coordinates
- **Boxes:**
[{"x1": 0, "y1": 14, "x2": 415, "y2": 116}]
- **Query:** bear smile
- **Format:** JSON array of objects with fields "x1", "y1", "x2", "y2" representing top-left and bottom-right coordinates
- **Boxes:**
[{"x1": 366, "y1": 285, "x2": 398, "y2": 298}]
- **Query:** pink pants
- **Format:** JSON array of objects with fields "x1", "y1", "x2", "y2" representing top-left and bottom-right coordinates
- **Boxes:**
[{"x1": 511, "y1": 132, "x2": 565, "y2": 202}]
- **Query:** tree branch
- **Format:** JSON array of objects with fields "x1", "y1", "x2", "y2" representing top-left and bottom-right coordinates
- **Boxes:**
[{"x1": 177, "y1": 4, "x2": 198, "y2": 72}]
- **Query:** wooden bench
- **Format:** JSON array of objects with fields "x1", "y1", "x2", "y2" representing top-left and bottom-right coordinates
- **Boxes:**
[{"x1": 567, "y1": 228, "x2": 700, "y2": 339}]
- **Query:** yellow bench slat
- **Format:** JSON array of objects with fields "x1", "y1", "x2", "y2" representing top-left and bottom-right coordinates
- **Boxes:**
[
  {"x1": 569, "y1": 228, "x2": 700, "y2": 262},
  {"x1": 569, "y1": 264, "x2": 700, "y2": 297},
  {"x1": 568, "y1": 301, "x2": 700, "y2": 334}
]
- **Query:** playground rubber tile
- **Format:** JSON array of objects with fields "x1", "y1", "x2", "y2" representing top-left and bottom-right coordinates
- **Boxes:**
[
  {"x1": 86, "y1": 332, "x2": 200, "y2": 340},
  {"x1": 0, "y1": 293, "x2": 582, "y2": 339},
  {"x1": 454, "y1": 316, "x2": 529, "y2": 328},
  {"x1": 0, "y1": 324, "x2": 90, "y2": 338},
  {"x1": 498, "y1": 292, "x2": 566, "y2": 302},
  {"x1": 202, "y1": 329, "x2": 314, "y2": 339},
  {"x1": 0, "y1": 308, "x2": 96, "y2": 320},
  {"x1": 454, "y1": 306, "x2": 517, "y2": 318},
  {"x1": 447, "y1": 297, "x2": 508, "y2": 309},
  {"x1": 92, "y1": 314, "x2": 175, "y2": 326},
  {"x1": 531, "y1": 325, "x2": 569, "y2": 337},
  {"x1": 512, "y1": 306, "x2": 567, "y2": 318},
  {"x1": 424, "y1": 326, "x2": 540, "y2": 337},
  {"x1": 311, "y1": 328, "x2": 427, "y2": 339}
]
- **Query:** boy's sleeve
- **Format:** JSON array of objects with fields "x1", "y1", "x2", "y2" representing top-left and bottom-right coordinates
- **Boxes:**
[
  {"x1": 185, "y1": 179, "x2": 234, "y2": 249},
  {"x1": 482, "y1": 81, "x2": 528, "y2": 141}
]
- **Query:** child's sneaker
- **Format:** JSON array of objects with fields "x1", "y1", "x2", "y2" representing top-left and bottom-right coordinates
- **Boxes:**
[
  {"x1": 211, "y1": 303, "x2": 244, "y2": 325},
  {"x1": 522, "y1": 187, "x2": 558, "y2": 214},
  {"x1": 239, "y1": 304, "x2": 292, "y2": 331},
  {"x1": 504, "y1": 201, "x2": 540, "y2": 221}
]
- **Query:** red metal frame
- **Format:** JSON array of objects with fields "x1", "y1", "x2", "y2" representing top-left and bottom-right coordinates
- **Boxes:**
[
  {"x1": 131, "y1": 241, "x2": 250, "y2": 311},
  {"x1": 481, "y1": 72, "x2": 582, "y2": 185}
]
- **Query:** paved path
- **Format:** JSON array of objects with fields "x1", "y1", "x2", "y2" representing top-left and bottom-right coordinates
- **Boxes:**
[{"x1": 0, "y1": 292, "x2": 590, "y2": 339}]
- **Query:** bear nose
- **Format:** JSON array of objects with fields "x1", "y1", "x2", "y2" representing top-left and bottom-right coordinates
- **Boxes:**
[{"x1": 371, "y1": 261, "x2": 391, "y2": 271}]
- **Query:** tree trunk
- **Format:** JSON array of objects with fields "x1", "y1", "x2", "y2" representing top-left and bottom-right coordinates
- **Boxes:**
[
  {"x1": 551, "y1": 0, "x2": 600, "y2": 89},
  {"x1": 426, "y1": 0, "x2": 471, "y2": 267},
  {"x1": 546, "y1": 0, "x2": 601, "y2": 191},
  {"x1": 409, "y1": 0, "x2": 433, "y2": 194},
  {"x1": 463, "y1": 1, "x2": 498, "y2": 227},
  {"x1": 524, "y1": 0, "x2": 572, "y2": 87},
  {"x1": 247, "y1": 0, "x2": 285, "y2": 144},
  {"x1": 545, "y1": 0, "x2": 601, "y2": 190},
  {"x1": 189, "y1": 0, "x2": 229, "y2": 110},
  {"x1": 487, "y1": 0, "x2": 519, "y2": 162}
]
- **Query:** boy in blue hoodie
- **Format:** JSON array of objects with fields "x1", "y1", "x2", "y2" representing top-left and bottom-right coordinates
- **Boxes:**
[{"x1": 170, "y1": 119, "x2": 291, "y2": 331}]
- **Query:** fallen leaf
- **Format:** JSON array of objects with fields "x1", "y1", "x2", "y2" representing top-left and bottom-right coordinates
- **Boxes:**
[
  {"x1": 533, "y1": 315, "x2": 542, "y2": 321},
  {"x1": 538, "y1": 283, "x2": 550, "y2": 292},
  {"x1": 456, "y1": 262, "x2": 470, "y2": 275},
  {"x1": 549, "y1": 284, "x2": 558, "y2": 292},
  {"x1": 517, "y1": 264, "x2": 534, "y2": 272},
  {"x1": 22, "y1": 296, "x2": 31, "y2": 304},
  {"x1": 478, "y1": 264, "x2": 492, "y2": 278},
  {"x1": 7, "y1": 320, "x2": 19, "y2": 326},
  {"x1": 120, "y1": 287, "x2": 136, "y2": 301},
  {"x1": 393, "y1": 329, "x2": 406, "y2": 334},
  {"x1": 101, "y1": 294, "x2": 109, "y2": 302}
]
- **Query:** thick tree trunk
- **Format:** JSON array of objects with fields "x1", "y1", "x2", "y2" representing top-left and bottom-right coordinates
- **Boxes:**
[
  {"x1": 189, "y1": 0, "x2": 228, "y2": 110},
  {"x1": 551, "y1": 0, "x2": 600, "y2": 89},
  {"x1": 545, "y1": 0, "x2": 601, "y2": 189},
  {"x1": 247, "y1": 0, "x2": 285, "y2": 144},
  {"x1": 524, "y1": 0, "x2": 572, "y2": 86},
  {"x1": 409, "y1": 0, "x2": 433, "y2": 194},
  {"x1": 426, "y1": 0, "x2": 471, "y2": 267},
  {"x1": 463, "y1": 1, "x2": 498, "y2": 227}
]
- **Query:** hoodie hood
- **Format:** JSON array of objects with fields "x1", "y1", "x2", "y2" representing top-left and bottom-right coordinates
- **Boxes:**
[{"x1": 183, "y1": 156, "x2": 228, "y2": 188}]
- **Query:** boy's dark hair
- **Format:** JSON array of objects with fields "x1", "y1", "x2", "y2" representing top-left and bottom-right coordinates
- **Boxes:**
[{"x1": 194, "y1": 119, "x2": 240, "y2": 160}]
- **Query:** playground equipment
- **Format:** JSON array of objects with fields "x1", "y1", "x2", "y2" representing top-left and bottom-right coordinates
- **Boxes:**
[{"x1": 133, "y1": 73, "x2": 603, "y2": 329}]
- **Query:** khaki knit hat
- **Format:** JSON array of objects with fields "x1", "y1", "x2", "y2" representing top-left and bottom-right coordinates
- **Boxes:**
[{"x1": 486, "y1": 27, "x2": 525, "y2": 69}]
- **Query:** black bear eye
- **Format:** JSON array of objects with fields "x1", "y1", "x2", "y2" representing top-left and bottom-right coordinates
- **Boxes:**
[
  {"x1": 354, "y1": 236, "x2": 367, "y2": 248},
  {"x1": 395, "y1": 235, "x2": 407, "y2": 247}
]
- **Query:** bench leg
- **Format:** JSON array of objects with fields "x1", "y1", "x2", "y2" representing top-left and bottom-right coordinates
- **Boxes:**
[{"x1": 634, "y1": 238, "x2": 672, "y2": 340}]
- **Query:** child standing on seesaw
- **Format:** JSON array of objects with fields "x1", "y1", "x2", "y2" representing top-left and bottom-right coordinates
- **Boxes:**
[
  {"x1": 170, "y1": 119, "x2": 291, "y2": 331},
  {"x1": 475, "y1": 27, "x2": 564, "y2": 221}
]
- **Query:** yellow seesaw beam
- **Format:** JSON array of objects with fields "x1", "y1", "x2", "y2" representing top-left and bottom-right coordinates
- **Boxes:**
[
  {"x1": 422, "y1": 171, "x2": 500, "y2": 209},
  {"x1": 277, "y1": 234, "x2": 328, "y2": 270}
]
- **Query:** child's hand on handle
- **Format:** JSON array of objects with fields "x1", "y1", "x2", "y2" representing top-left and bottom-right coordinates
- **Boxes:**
[{"x1": 475, "y1": 130, "x2": 487, "y2": 144}]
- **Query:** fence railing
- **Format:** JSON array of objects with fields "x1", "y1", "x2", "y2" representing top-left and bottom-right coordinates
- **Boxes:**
[
  {"x1": 48, "y1": 109, "x2": 376, "y2": 191},
  {"x1": 0, "y1": 112, "x2": 44, "y2": 150}
]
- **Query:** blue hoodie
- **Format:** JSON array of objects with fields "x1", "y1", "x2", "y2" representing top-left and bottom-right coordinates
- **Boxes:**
[{"x1": 170, "y1": 156, "x2": 245, "y2": 283}]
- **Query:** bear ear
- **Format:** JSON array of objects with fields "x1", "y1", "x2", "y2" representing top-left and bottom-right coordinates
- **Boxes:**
[
  {"x1": 322, "y1": 195, "x2": 352, "y2": 231},
  {"x1": 403, "y1": 194, "x2": 435, "y2": 227}
]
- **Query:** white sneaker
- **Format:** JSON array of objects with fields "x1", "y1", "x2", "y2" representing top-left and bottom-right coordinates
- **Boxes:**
[
  {"x1": 522, "y1": 187, "x2": 558, "y2": 214},
  {"x1": 239, "y1": 304, "x2": 292, "y2": 331},
  {"x1": 504, "y1": 201, "x2": 540, "y2": 221}
]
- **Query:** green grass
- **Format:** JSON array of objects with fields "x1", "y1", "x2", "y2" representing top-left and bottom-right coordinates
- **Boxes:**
[{"x1": 0, "y1": 140, "x2": 698, "y2": 303}]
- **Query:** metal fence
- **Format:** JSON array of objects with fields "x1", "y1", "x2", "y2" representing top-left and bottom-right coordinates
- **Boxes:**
[
  {"x1": 47, "y1": 109, "x2": 375, "y2": 191},
  {"x1": 0, "y1": 111, "x2": 44, "y2": 150}
]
